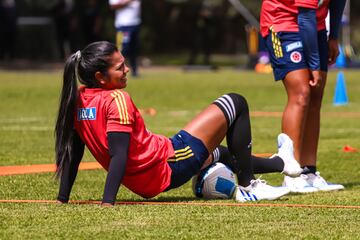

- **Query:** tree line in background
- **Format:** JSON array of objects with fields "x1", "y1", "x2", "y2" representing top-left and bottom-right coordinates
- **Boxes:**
[{"x1": 1, "y1": 0, "x2": 360, "y2": 61}]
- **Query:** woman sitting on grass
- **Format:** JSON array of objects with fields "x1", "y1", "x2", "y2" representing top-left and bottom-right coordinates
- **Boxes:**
[{"x1": 55, "y1": 41, "x2": 301, "y2": 206}]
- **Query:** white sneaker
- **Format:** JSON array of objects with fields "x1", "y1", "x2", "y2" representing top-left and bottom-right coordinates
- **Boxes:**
[
  {"x1": 283, "y1": 175, "x2": 318, "y2": 193},
  {"x1": 306, "y1": 172, "x2": 345, "y2": 191},
  {"x1": 277, "y1": 133, "x2": 303, "y2": 177},
  {"x1": 235, "y1": 179, "x2": 290, "y2": 202}
]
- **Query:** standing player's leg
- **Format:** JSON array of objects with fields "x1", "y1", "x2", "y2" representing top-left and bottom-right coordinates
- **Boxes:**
[
  {"x1": 279, "y1": 72, "x2": 322, "y2": 193},
  {"x1": 296, "y1": 73, "x2": 344, "y2": 191},
  {"x1": 262, "y1": 30, "x2": 311, "y2": 163},
  {"x1": 297, "y1": 30, "x2": 344, "y2": 191},
  {"x1": 281, "y1": 69, "x2": 312, "y2": 161},
  {"x1": 261, "y1": 31, "x2": 319, "y2": 193},
  {"x1": 300, "y1": 30, "x2": 329, "y2": 170},
  {"x1": 299, "y1": 71, "x2": 326, "y2": 170}
]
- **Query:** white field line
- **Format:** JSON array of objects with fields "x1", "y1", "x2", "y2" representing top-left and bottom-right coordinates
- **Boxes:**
[
  {"x1": 0, "y1": 117, "x2": 45, "y2": 123},
  {"x1": 0, "y1": 126, "x2": 52, "y2": 131}
]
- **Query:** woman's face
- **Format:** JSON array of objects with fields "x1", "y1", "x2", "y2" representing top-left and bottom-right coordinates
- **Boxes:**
[{"x1": 98, "y1": 51, "x2": 130, "y2": 90}]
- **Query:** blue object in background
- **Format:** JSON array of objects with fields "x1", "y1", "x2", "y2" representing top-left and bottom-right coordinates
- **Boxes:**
[
  {"x1": 333, "y1": 71, "x2": 348, "y2": 106},
  {"x1": 335, "y1": 45, "x2": 346, "y2": 68}
]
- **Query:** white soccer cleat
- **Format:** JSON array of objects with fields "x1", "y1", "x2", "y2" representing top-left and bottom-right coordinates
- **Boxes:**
[
  {"x1": 283, "y1": 175, "x2": 318, "y2": 193},
  {"x1": 277, "y1": 133, "x2": 303, "y2": 177},
  {"x1": 306, "y1": 172, "x2": 345, "y2": 191},
  {"x1": 235, "y1": 179, "x2": 290, "y2": 202}
]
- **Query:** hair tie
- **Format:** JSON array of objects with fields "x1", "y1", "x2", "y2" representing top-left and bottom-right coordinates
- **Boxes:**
[
  {"x1": 74, "y1": 50, "x2": 82, "y2": 81},
  {"x1": 75, "y1": 50, "x2": 82, "y2": 61}
]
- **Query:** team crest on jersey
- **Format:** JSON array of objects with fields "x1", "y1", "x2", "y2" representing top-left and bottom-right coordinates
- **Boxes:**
[
  {"x1": 78, "y1": 107, "x2": 96, "y2": 120},
  {"x1": 290, "y1": 51, "x2": 302, "y2": 63}
]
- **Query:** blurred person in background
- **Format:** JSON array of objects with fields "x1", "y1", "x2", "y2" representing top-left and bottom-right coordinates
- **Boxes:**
[
  {"x1": 109, "y1": 0, "x2": 141, "y2": 77},
  {"x1": 0, "y1": 0, "x2": 17, "y2": 61},
  {"x1": 79, "y1": 0, "x2": 103, "y2": 46},
  {"x1": 187, "y1": 0, "x2": 219, "y2": 67},
  {"x1": 51, "y1": 0, "x2": 74, "y2": 60}
]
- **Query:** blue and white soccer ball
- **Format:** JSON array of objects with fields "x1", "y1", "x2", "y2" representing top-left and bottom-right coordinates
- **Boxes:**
[{"x1": 192, "y1": 162, "x2": 237, "y2": 199}]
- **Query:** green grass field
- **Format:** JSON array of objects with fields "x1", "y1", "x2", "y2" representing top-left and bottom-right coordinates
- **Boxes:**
[{"x1": 0, "y1": 68, "x2": 359, "y2": 239}]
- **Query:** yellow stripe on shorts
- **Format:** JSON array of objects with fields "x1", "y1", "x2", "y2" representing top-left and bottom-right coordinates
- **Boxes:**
[
  {"x1": 175, "y1": 149, "x2": 193, "y2": 158},
  {"x1": 174, "y1": 146, "x2": 190, "y2": 154},
  {"x1": 168, "y1": 146, "x2": 194, "y2": 162},
  {"x1": 270, "y1": 27, "x2": 283, "y2": 59},
  {"x1": 175, "y1": 153, "x2": 194, "y2": 161}
]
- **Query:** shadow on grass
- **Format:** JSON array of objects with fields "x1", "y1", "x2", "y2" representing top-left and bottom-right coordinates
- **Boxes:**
[{"x1": 343, "y1": 182, "x2": 360, "y2": 189}]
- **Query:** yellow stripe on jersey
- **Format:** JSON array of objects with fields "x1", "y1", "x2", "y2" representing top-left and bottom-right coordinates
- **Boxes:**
[
  {"x1": 270, "y1": 27, "x2": 283, "y2": 59},
  {"x1": 116, "y1": 90, "x2": 130, "y2": 124},
  {"x1": 110, "y1": 90, "x2": 130, "y2": 124},
  {"x1": 110, "y1": 92, "x2": 125, "y2": 123}
]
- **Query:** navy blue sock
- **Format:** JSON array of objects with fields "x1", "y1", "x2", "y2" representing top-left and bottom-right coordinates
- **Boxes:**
[
  {"x1": 212, "y1": 146, "x2": 284, "y2": 174},
  {"x1": 252, "y1": 155, "x2": 284, "y2": 174},
  {"x1": 213, "y1": 93, "x2": 255, "y2": 187}
]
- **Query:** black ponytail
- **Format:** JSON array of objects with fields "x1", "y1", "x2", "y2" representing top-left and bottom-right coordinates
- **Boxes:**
[
  {"x1": 55, "y1": 41, "x2": 118, "y2": 177},
  {"x1": 55, "y1": 53, "x2": 80, "y2": 177}
]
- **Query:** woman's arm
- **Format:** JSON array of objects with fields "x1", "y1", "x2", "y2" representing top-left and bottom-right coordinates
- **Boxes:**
[
  {"x1": 329, "y1": 0, "x2": 346, "y2": 40},
  {"x1": 328, "y1": 0, "x2": 347, "y2": 65},
  {"x1": 102, "y1": 132, "x2": 130, "y2": 205},
  {"x1": 57, "y1": 131, "x2": 85, "y2": 203}
]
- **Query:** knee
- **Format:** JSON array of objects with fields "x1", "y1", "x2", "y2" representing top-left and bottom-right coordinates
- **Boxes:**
[
  {"x1": 307, "y1": 95, "x2": 323, "y2": 112},
  {"x1": 289, "y1": 88, "x2": 311, "y2": 108},
  {"x1": 213, "y1": 93, "x2": 249, "y2": 126},
  {"x1": 227, "y1": 93, "x2": 249, "y2": 113},
  {"x1": 310, "y1": 87, "x2": 325, "y2": 107}
]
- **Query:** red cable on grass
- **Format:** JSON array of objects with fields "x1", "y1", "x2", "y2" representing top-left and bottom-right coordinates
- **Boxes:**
[
  {"x1": 0, "y1": 199, "x2": 359, "y2": 209},
  {"x1": 0, "y1": 162, "x2": 102, "y2": 176}
]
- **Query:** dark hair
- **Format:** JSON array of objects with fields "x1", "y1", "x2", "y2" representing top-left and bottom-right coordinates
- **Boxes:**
[{"x1": 55, "y1": 41, "x2": 118, "y2": 177}]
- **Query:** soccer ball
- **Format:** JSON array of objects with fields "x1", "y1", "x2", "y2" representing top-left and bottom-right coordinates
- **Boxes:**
[{"x1": 192, "y1": 162, "x2": 237, "y2": 199}]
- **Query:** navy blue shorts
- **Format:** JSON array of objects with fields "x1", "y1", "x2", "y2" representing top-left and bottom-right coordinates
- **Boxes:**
[
  {"x1": 264, "y1": 29, "x2": 328, "y2": 81},
  {"x1": 165, "y1": 130, "x2": 209, "y2": 190}
]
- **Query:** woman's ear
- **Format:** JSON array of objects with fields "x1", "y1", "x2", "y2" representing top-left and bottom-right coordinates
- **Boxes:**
[{"x1": 95, "y1": 71, "x2": 107, "y2": 86}]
